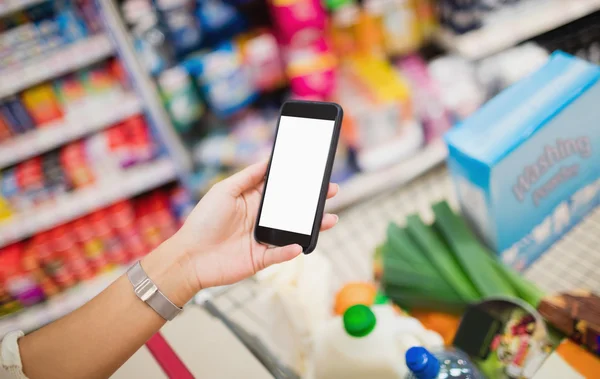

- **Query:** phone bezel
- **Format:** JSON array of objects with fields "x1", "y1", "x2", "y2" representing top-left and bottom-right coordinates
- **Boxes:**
[{"x1": 254, "y1": 100, "x2": 343, "y2": 254}]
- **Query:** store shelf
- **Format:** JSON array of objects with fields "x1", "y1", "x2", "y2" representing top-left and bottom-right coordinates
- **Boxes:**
[
  {"x1": 0, "y1": 267, "x2": 126, "y2": 338},
  {"x1": 436, "y1": 0, "x2": 600, "y2": 60},
  {"x1": 0, "y1": 158, "x2": 177, "y2": 247},
  {"x1": 0, "y1": 0, "x2": 46, "y2": 17},
  {"x1": 0, "y1": 34, "x2": 114, "y2": 99},
  {"x1": 0, "y1": 92, "x2": 142, "y2": 169},
  {"x1": 325, "y1": 141, "x2": 447, "y2": 212}
]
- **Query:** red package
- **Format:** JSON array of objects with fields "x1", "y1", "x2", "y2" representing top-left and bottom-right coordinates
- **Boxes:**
[
  {"x1": 60, "y1": 142, "x2": 95, "y2": 188},
  {"x1": 50, "y1": 224, "x2": 94, "y2": 281},
  {"x1": 71, "y1": 218, "x2": 110, "y2": 272},
  {"x1": 88, "y1": 210, "x2": 129, "y2": 265}
]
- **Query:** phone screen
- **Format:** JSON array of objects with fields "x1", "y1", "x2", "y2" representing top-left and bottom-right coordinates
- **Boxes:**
[{"x1": 258, "y1": 115, "x2": 335, "y2": 235}]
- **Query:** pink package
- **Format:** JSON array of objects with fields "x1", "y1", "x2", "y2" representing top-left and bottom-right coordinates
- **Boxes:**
[
  {"x1": 285, "y1": 37, "x2": 337, "y2": 99},
  {"x1": 397, "y1": 55, "x2": 452, "y2": 142},
  {"x1": 268, "y1": 0, "x2": 327, "y2": 45}
]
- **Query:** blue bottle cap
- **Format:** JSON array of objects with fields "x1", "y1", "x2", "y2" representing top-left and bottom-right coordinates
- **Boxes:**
[{"x1": 405, "y1": 346, "x2": 440, "y2": 379}]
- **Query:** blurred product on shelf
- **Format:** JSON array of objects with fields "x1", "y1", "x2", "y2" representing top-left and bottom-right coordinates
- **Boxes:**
[
  {"x1": 446, "y1": 52, "x2": 600, "y2": 270},
  {"x1": 335, "y1": 54, "x2": 422, "y2": 171},
  {"x1": 0, "y1": 185, "x2": 191, "y2": 318},
  {"x1": 378, "y1": 201, "x2": 544, "y2": 314},
  {"x1": 158, "y1": 66, "x2": 204, "y2": 135},
  {"x1": 0, "y1": 58, "x2": 129, "y2": 141},
  {"x1": 155, "y1": 0, "x2": 202, "y2": 56},
  {"x1": 395, "y1": 54, "x2": 452, "y2": 142},
  {"x1": 0, "y1": 115, "x2": 157, "y2": 215},
  {"x1": 0, "y1": 0, "x2": 102, "y2": 70},
  {"x1": 237, "y1": 29, "x2": 286, "y2": 92},
  {"x1": 285, "y1": 36, "x2": 337, "y2": 99},
  {"x1": 184, "y1": 41, "x2": 257, "y2": 118}
]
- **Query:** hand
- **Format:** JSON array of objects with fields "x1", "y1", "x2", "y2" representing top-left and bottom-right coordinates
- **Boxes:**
[{"x1": 142, "y1": 160, "x2": 339, "y2": 306}]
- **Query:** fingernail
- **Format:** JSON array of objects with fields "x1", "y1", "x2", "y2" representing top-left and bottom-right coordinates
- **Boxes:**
[
  {"x1": 334, "y1": 183, "x2": 340, "y2": 192},
  {"x1": 334, "y1": 214, "x2": 339, "y2": 224}
]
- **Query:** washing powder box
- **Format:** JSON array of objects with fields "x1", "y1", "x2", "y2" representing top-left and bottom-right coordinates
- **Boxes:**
[{"x1": 445, "y1": 52, "x2": 600, "y2": 270}]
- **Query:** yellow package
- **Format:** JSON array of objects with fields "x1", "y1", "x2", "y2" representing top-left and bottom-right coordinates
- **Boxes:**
[{"x1": 379, "y1": 0, "x2": 422, "y2": 56}]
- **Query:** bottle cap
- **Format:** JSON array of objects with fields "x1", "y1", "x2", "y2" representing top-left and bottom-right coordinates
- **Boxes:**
[
  {"x1": 343, "y1": 304, "x2": 376, "y2": 337},
  {"x1": 405, "y1": 346, "x2": 440, "y2": 379},
  {"x1": 373, "y1": 291, "x2": 389, "y2": 305}
]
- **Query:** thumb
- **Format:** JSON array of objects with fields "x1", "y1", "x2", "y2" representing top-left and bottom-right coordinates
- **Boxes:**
[
  {"x1": 260, "y1": 244, "x2": 303, "y2": 270},
  {"x1": 221, "y1": 160, "x2": 268, "y2": 196}
]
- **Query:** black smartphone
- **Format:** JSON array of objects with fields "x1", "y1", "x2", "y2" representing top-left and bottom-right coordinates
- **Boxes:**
[{"x1": 254, "y1": 100, "x2": 343, "y2": 254}]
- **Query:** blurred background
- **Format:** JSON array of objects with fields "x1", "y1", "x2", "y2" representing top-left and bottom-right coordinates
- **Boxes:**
[{"x1": 1, "y1": 0, "x2": 600, "y2": 378}]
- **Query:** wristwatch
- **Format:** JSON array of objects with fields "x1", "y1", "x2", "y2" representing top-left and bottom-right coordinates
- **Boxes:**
[{"x1": 127, "y1": 261, "x2": 182, "y2": 321}]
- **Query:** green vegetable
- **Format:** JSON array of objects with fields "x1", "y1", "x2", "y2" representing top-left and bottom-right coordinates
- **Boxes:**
[
  {"x1": 383, "y1": 284, "x2": 466, "y2": 314},
  {"x1": 406, "y1": 215, "x2": 481, "y2": 302},
  {"x1": 432, "y1": 201, "x2": 516, "y2": 298},
  {"x1": 488, "y1": 258, "x2": 545, "y2": 307}
]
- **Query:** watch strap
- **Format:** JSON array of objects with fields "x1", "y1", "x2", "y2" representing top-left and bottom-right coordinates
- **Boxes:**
[{"x1": 127, "y1": 261, "x2": 182, "y2": 321}]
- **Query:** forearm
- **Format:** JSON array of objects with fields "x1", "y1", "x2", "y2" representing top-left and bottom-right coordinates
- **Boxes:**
[{"x1": 18, "y1": 239, "x2": 197, "y2": 379}]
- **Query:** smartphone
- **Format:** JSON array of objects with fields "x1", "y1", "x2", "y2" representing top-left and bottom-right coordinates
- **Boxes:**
[{"x1": 254, "y1": 100, "x2": 343, "y2": 254}]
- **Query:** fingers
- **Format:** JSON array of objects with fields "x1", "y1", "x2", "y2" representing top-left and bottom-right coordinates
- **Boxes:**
[
  {"x1": 320, "y1": 213, "x2": 339, "y2": 231},
  {"x1": 327, "y1": 183, "x2": 339, "y2": 199},
  {"x1": 221, "y1": 160, "x2": 268, "y2": 196},
  {"x1": 262, "y1": 244, "x2": 303, "y2": 269}
]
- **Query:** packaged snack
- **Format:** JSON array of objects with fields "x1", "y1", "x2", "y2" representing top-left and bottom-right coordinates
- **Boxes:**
[
  {"x1": 329, "y1": 2, "x2": 361, "y2": 57},
  {"x1": 88, "y1": 210, "x2": 129, "y2": 265},
  {"x1": 107, "y1": 200, "x2": 148, "y2": 259},
  {"x1": 80, "y1": 63, "x2": 119, "y2": 96},
  {"x1": 21, "y1": 243, "x2": 59, "y2": 298},
  {"x1": 21, "y1": 84, "x2": 64, "y2": 125},
  {"x1": 397, "y1": 55, "x2": 452, "y2": 142},
  {"x1": 42, "y1": 151, "x2": 71, "y2": 199},
  {"x1": 184, "y1": 42, "x2": 257, "y2": 118},
  {"x1": 445, "y1": 52, "x2": 600, "y2": 269},
  {"x1": 0, "y1": 243, "x2": 45, "y2": 306},
  {"x1": 53, "y1": 74, "x2": 88, "y2": 111},
  {"x1": 16, "y1": 157, "x2": 47, "y2": 207},
  {"x1": 55, "y1": 6, "x2": 88, "y2": 42},
  {"x1": 0, "y1": 112, "x2": 13, "y2": 141},
  {"x1": 268, "y1": 0, "x2": 327, "y2": 45},
  {"x1": 70, "y1": 218, "x2": 111, "y2": 272},
  {"x1": 50, "y1": 223, "x2": 94, "y2": 281},
  {"x1": 196, "y1": 0, "x2": 245, "y2": 44},
  {"x1": 156, "y1": 0, "x2": 202, "y2": 55},
  {"x1": 158, "y1": 66, "x2": 204, "y2": 134},
  {"x1": 60, "y1": 141, "x2": 95, "y2": 188},
  {"x1": 285, "y1": 37, "x2": 337, "y2": 99},
  {"x1": 335, "y1": 54, "x2": 421, "y2": 171},
  {"x1": 0, "y1": 104, "x2": 26, "y2": 135},
  {"x1": 237, "y1": 30, "x2": 286, "y2": 92},
  {"x1": 4, "y1": 96, "x2": 35, "y2": 133}
]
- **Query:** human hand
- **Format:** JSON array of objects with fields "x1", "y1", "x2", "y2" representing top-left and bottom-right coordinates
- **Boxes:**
[{"x1": 142, "y1": 160, "x2": 339, "y2": 306}]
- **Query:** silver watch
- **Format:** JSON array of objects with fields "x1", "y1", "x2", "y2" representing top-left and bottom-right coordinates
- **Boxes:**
[{"x1": 127, "y1": 261, "x2": 182, "y2": 321}]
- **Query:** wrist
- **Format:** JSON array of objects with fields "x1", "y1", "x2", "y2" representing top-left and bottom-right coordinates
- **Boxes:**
[{"x1": 140, "y1": 238, "x2": 199, "y2": 307}]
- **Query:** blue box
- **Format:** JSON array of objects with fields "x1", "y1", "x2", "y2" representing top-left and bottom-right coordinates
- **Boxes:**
[{"x1": 445, "y1": 52, "x2": 600, "y2": 271}]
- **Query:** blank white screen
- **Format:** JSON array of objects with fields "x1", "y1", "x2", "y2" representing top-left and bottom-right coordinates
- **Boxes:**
[{"x1": 259, "y1": 115, "x2": 335, "y2": 235}]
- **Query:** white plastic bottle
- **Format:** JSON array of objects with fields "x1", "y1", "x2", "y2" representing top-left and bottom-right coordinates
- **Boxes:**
[{"x1": 312, "y1": 304, "x2": 412, "y2": 379}]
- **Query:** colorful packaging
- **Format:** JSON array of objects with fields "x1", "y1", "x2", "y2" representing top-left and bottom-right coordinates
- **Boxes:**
[
  {"x1": 125, "y1": 115, "x2": 156, "y2": 164},
  {"x1": 370, "y1": 0, "x2": 422, "y2": 56},
  {"x1": 0, "y1": 112, "x2": 13, "y2": 141},
  {"x1": 0, "y1": 243, "x2": 45, "y2": 306},
  {"x1": 335, "y1": 54, "x2": 421, "y2": 171},
  {"x1": 55, "y1": 7, "x2": 88, "y2": 42},
  {"x1": 285, "y1": 37, "x2": 337, "y2": 99},
  {"x1": 396, "y1": 55, "x2": 452, "y2": 142},
  {"x1": 0, "y1": 168, "x2": 19, "y2": 211},
  {"x1": 0, "y1": 104, "x2": 25, "y2": 135},
  {"x1": 60, "y1": 141, "x2": 96, "y2": 188},
  {"x1": 107, "y1": 200, "x2": 148, "y2": 259},
  {"x1": 53, "y1": 74, "x2": 88, "y2": 111},
  {"x1": 88, "y1": 211, "x2": 129, "y2": 265},
  {"x1": 184, "y1": 42, "x2": 257, "y2": 118},
  {"x1": 237, "y1": 30, "x2": 286, "y2": 92},
  {"x1": 445, "y1": 52, "x2": 600, "y2": 270},
  {"x1": 80, "y1": 64, "x2": 119, "y2": 96},
  {"x1": 49, "y1": 224, "x2": 94, "y2": 282},
  {"x1": 156, "y1": 0, "x2": 202, "y2": 55},
  {"x1": 3, "y1": 96, "x2": 35, "y2": 133},
  {"x1": 196, "y1": 0, "x2": 245, "y2": 43},
  {"x1": 21, "y1": 84, "x2": 64, "y2": 125},
  {"x1": 268, "y1": 0, "x2": 327, "y2": 45},
  {"x1": 42, "y1": 151, "x2": 71, "y2": 199},
  {"x1": 329, "y1": 2, "x2": 361, "y2": 57},
  {"x1": 158, "y1": 66, "x2": 204, "y2": 134},
  {"x1": 71, "y1": 218, "x2": 111, "y2": 271},
  {"x1": 15, "y1": 157, "x2": 47, "y2": 207}
]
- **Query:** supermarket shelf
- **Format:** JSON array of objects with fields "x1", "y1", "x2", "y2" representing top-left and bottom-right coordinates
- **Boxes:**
[
  {"x1": 0, "y1": 34, "x2": 114, "y2": 98},
  {"x1": 0, "y1": 0, "x2": 46, "y2": 17},
  {"x1": 0, "y1": 268, "x2": 126, "y2": 338},
  {"x1": 0, "y1": 158, "x2": 177, "y2": 247},
  {"x1": 325, "y1": 141, "x2": 447, "y2": 212},
  {"x1": 436, "y1": 0, "x2": 600, "y2": 60},
  {"x1": 0, "y1": 92, "x2": 142, "y2": 169}
]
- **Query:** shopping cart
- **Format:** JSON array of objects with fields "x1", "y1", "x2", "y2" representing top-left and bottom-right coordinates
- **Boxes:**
[{"x1": 193, "y1": 166, "x2": 600, "y2": 378}]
